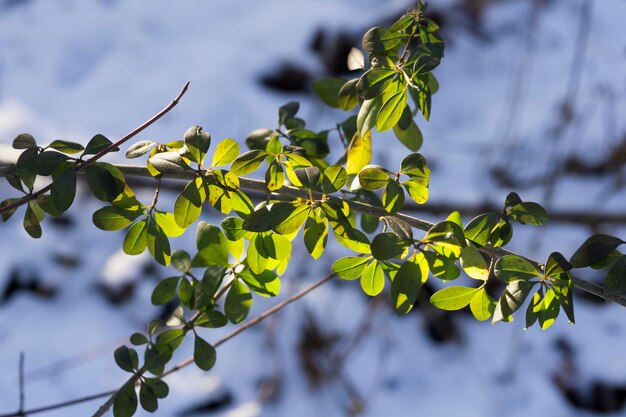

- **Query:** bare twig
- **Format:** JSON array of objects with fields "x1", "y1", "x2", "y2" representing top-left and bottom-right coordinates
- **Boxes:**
[
  {"x1": 0, "y1": 81, "x2": 190, "y2": 216},
  {"x1": 18, "y1": 353, "x2": 25, "y2": 415}
]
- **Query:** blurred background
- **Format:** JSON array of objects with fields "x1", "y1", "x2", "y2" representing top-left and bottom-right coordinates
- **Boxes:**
[{"x1": 1, "y1": 0, "x2": 626, "y2": 416}]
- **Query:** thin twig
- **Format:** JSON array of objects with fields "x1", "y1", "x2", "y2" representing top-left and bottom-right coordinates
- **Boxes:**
[
  {"x1": 0, "y1": 81, "x2": 190, "y2": 216},
  {"x1": 0, "y1": 273, "x2": 336, "y2": 417},
  {"x1": 18, "y1": 353, "x2": 25, "y2": 415}
]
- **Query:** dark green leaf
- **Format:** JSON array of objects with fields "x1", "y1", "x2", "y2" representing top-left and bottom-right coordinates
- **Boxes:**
[
  {"x1": 362, "y1": 27, "x2": 405, "y2": 53},
  {"x1": 357, "y1": 69, "x2": 396, "y2": 100},
  {"x1": 85, "y1": 163, "x2": 125, "y2": 202},
  {"x1": 338, "y1": 79, "x2": 360, "y2": 110},
  {"x1": 23, "y1": 202, "x2": 43, "y2": 238},
  {"x1": 464, "y1": 213, "x2": 499, "y2": 246},
  {"x1": 393, "y1": 107, "x2": 423, "y2": 151},
  {"x1": 130, "y1": 333, "x2": 149, "y2": 346},
  {"x1": 294, "y1": 166, "x2": 320, "y2": 190},
  {"x1": 381, "y1": 216, "x2": 413, "y2": 241},
  {"x1": 113, "y1": 383, "x2": 138, "y2": 417},
  {"x1": 92, "y1": 206, "x2": 142, "y2": 231},
  {"x1": 279, "y1": 102, "x2": 299, "y2": 125},
  {"x1": 155, "y1": 328, "x2": 186, "y2": 351},
  {"x1": 114, "y1": 346, "x2": 138, "y2": 372},
  {"x1": 570, "y1": 234, "x2": 624, "y2": 268},
  {"x1": 13, "y1": 133, "x2": 37, "y2": 149},
  {"x1": 313, "y1": 77, "x2": 346, "y2": 108},
  {"x1": 194, "y1": 336, "x2": 217, "y2": 371},
  {"x1": 50, "y1": 165, "x2": 77, "y2": 213},
  {"x1": 139, "y1": 382, "x2": 159, "y2": 412},
  {"x1": 195, "y1": 310, "x2": 228, "y2": 328},
  {"x1": 171, "y1": 250, "x2": 192, "y2": 273},
  {"x1": 183, "y1": 125, "x2": 211, "y2": 163},
  {"x1": 493, "y1": 280, "x2": 535, "y2": 323},
  {"x1": 151, "y1": 277, "x2": 179, "y2": 305},
  {"x1": 31, "y1": 151, "x2": 69, "y2": 176},
  {"x1": 604, "y1": 255, "x2": 626, "y2": 295},
  {"x1": 48, "y1": 139, "x2": 84, "y2": 154},
  {"x1": 356, "y1": 96, "x2": 383, "y2": 137},
  {"x1": 423, "y1": 250, "x2": 460, "y2": 281},
  {"x1": 371, "y1": 232, "x2": 407, "y2": 260},
  {"x1": 221, "y1": 217, "x2": 247, "y2": 241},
  {"x1": 84, "y1": 134, "x2": 115, "y2": 155},
  {"x1": 544, "y1": 252, "x2": 572, "y2": 277},
  {"x1": 265, "y1": 158, "x2": 285, "y2": 191},
  {"x1": 143, "y1": 378, "x2": 169, "y2": 399}
]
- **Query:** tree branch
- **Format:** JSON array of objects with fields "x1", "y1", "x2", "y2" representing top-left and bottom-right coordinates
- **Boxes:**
[
  {"x1": 0, "y1": 81, "x2": 189, "y2": 216},
  {"x1": 0, "y1": 273, "x2": 335, "y2": 417}
]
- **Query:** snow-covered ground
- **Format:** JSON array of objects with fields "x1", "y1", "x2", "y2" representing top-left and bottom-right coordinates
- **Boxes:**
[{"x1": 1, "y1": 0, "x2": 626, "y2": 416}]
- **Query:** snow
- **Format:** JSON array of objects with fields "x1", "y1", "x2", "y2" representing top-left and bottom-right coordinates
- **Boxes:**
[{"x1": 1, "y1": 0, "x2": 626, "y2": 416}]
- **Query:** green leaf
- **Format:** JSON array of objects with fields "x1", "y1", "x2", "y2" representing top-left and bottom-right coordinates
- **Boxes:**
[
  {"x1": 48, "y1": 139, "x2": 84, "y2": 154},
  {"x1": 313, "y1": 77, "x2": 346, "y2": 108},
  {"x1": 425, "y1": 221, "x2": 465, "y2": 256},
  {"x1": 279, "y1": 102, "x2": 299, "y2": 125},
  {"x1": 604, "y1": 255, "x2": 626, "y2": 295},
  {"x1": 151, "y1": 277, "x2": 180, "y2": 305},
  {"x1": 221, "y1": 217, "x2": 247, "y2": 241},
  {"x1": 194, "y1": 336, "x2": 217, "y2": 371},
  {"x1": 400, "y1": 153, "x2": 429, "y2": 179},
  {"x1": 493, "y1": 280, "x2": 535, "y2": 323},
  {"x1": 125, "y1": 140, "x2": 157, "y2": 159},
  {"x1": 470, "y1": 288, "x2": 495, "y2": 321},
  {"x1": 544, "y1": 252, "x2": 572, "y2": 277},
  {"x1": 362, "y1": 27, "x2": 405, "y2": 53},
  {"x1": 508, "y1": 202, "x2": 547, "y2": 226},
  {"x1": 244, "y1": 202, "x2": 310, "y2": 235},
  {"x1": 31, "y1": 151, "x2": 70, "y2": 176},
  {"x1": 570, "y1": 234, "x2": 624, "y2": 268},
  {"x1": 393, "y1": 108, "x2": 423, "y2": 151},
  {"x1": 154, "y1": 211, "x2": 185, "y2": 238},
  {"x1": 460, "y1": 244, "x2": 489, "y2": 281},
  {"x1": 171, "y1": 250, "x2": 192, "y2": 273},
  {"x1": 211, "y1": 139, "x2": 239, "y2": 167},
  {"x1": 139, "y1": 382, "x2": 159, "y2": 412},
  {"x1": 231, "y1": 150, "x2": 268, "y2": 176},
  {"x1": 381, "y1": 216, "x2": 413, "y2": 241},
  {"x1": 358, "y1": 166, "x2": 389, "y2": 190},
  {"x1": 113, "y1": 383, "x2": 138, "y2": 417},
  {"x1": 357, "y1": 69, "x2": 396, "y2": 100},
  {"x1": 247, "y1": 235, "x2": 269, "y2": 274},
  {"x1": 382, "y1": 180, "x2": 405, "y2": 213},
  {"x1": 553, "y1": 276, "x2": 575, "y2": 323},
  {"x1": 0, "y1": 199, "x2": 19, "y2": 223},
  {"x1": 123, "y1": 218, "x2": 148, "y2": 255},
  {"x1": 114, "y1": 346, "x2": 138, "y2": 373},
  {"x1": 195, "y1": 310, "x2": 228, "y2": 328},
  {"x1": 371, "y1": 232, "x2": 407, "y2": 260},
  {"x1": 360, "y1": 260, "x2": 385, "y2": 296},
  {"x1": 23, "y1": 202, "x2": 44, "y2": 238},
  {"x1": 225, "y1": 279, "x2": 253, "y2": 324},
  {"x1": 92, "y1": 206, "x2": 142, "y2": 231},
  {"x1": 494, "y1": 255, "x2": 541, "y2": 283},
  {"x1": 147, "y1": 220, "x2": 171, "y2": 266},
  {"x1": 192, "y1": 222, "x2": 229, "y2": 267},
  {"x1": 332, "y1": 256, "x2": 370, "y2": 280},
  {"x1": 464, "y1": 213, "x2": 500, "y2": 246},
  {"x1": 402, "y1": 179, "x2": 428, "y2": 204},
  {"x1": 84, "y1": 134, "x2": 115, "y2": 155},
  {"x1": 246, "y1": 128, "x2": 274, "y2": 150},
  {"x1": 423, "y1": 250, "x2": 460, "y2": 281},
  {"x1": 239, "y1": 268, "x2": 280, "y2": 297},
  {"x1": 304, "y1": 208, "x2": 328, "y2": 259},
  {"x1": 391, "y1": 254, "x2": 427, "y2": 315},
  {"x1": 85, "y1": 163, "x2": 125, "y2": 202},
  {"x1": 50, "y1": 165, "x2": 77, "y2": 213},
  {"x1": 143, "y1": 378, "x2": 168, "y2": 399},
  {"x1": 231, "y1": 190, "x2": 254, "y2": 218},
  {"x1": 376, "y1": 89, "x2": 407, "y2": 132},
  {"x1": 13, "y1": 133, "x2": 37, "y2": 149},
  {"x1": 149, "y1": 151, "x2": 191, "y2": 174},
  {"x1": 431, "y1": 286, "x2": 478, "y2": 311},
  {"x1": 356, "y1": 97, "x2": 383, "y2": 137},
  {"x1": 338, "y1": 79, "x2": 360, "y2": 110},
  {"x1": 183, "y1": 125, "x2": 211, "y2": 164},
  {"x1": 346, "y1": 131, "x2": 372, "y2": 175},
  {"x1": 294, "y1": 166, "x2": 320, "y2": 190},
  {"x1": 174, "y1": 177, "x2": 206, "y2": 228},
  {"x1": 321, "y1": 165, "x2": 347, "y2": 194},
  {"x1": 265, "y1": 159, "x2": 285, "y2": 191},
  {"x1": 155, "y1": 328, "x2": 186, "y2": 351}
]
